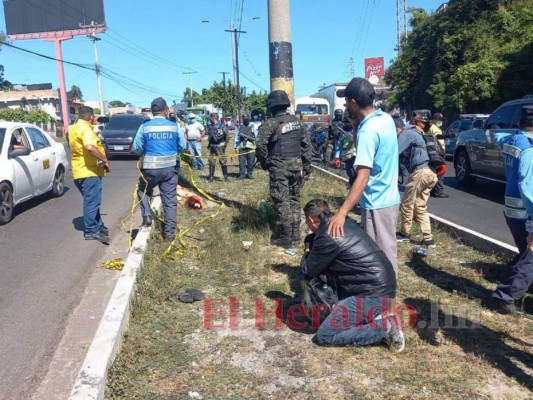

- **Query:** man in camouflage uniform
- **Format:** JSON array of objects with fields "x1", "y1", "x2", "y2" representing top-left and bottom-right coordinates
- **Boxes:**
[
  {"x1": 207, "y1": 114, "x2": 229, "y2": 182},
  {"x1": 256, "y1": 90, "x2": 313, "y2": 247}
]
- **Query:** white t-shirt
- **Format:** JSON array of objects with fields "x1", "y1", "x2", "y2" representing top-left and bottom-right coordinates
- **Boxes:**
[{"x1": 185, "y1": 121, "x2": 205, "y2": 140}]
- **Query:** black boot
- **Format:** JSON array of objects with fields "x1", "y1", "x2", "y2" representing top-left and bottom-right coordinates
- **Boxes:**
[
  {"x1": 270, "y1": 225, "x2": 292, "y2": 248},
  {"x1": 208, "y1": 164, "x2": 215, "y2": 183},
  {"x1": 221, "y1": 165, "x2": 229, "y2": 182}
]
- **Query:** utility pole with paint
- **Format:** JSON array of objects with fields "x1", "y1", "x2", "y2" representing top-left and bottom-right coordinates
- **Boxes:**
[{"x1": 267, "y1": 0, "x2": 294, "y2": 111}]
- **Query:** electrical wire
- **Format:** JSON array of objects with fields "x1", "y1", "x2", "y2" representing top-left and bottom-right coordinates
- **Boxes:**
[{"x1": 239, "y1": 70, "x2": 267, "y2": 92}]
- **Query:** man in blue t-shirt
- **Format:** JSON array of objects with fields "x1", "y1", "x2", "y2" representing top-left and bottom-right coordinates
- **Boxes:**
[{"x1": 328, "y1": 78, "x2": 401, "y2": 275}]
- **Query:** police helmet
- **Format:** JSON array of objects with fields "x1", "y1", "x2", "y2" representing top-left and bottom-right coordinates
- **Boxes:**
[
  {"x1": 334, "y1": 109, "x2": 344, "y2": 117},
  {"x1": 413, "y1": 110, "x2": 431, "y2": 123},
  {"x1": 267, "y1": 90, "x2": 290, "y2": 110}
]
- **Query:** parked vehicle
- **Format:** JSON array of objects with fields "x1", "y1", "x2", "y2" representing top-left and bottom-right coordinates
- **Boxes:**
[
  {"x1": 101, "y1": 113, "x2": 150, "y2": 156},
  {"x1": 443, "y1": 114, "x2": 489, "y2": 155},
  {"x1": 0, "y1": 122, "x2": 69, "y2": 224},
  {"x1": 453, "y1": 97, "x2": 533, "y2": 187},
  {"x1": 314, "y1": 83, "x2": 346, "y2": 120},
  {"x1": 295, "y1": 96, "x2": 331, "y2": 127}
]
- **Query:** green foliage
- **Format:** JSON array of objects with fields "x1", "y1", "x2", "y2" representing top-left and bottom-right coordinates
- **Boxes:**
[
  {"x1": 108, "y1": 100, "x2": 127, "y2": 107},
  {"x1": 0, "y1": 32, "x2": 13, "y2": 90},
  {"x1": 67, "y1": 85, "x2": 83, "y2": 101},
  {"x1": 386, "y1": 0, "x2": 533, "y2": 116},
  {"x1": 0, "y1": 109, "x2": 52, "y2": 124}
]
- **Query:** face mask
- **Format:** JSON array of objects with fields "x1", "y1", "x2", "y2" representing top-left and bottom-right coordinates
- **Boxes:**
[{"x1": 437, "y1": 121, "x2": 443, "y2": 127}]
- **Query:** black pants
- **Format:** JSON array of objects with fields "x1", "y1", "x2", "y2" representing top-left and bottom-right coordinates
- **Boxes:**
[
  {"x1": 493, "y1": 250, "x2": 533, "y2": 302},
  {"x1": 505, "y1": 216, "x2": 528, "y2": 255}
]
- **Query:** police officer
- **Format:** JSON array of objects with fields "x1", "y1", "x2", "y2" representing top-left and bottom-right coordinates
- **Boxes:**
[
  {"x1": 489, "y1": 105, "x2": 533, "y2": 314},
  {"x1": 250, "y1": 108, "x2": 263, "y2": 128},
  {"x1": 207, "y1": 114, "x2": 229, "y2": 182},
  {"x1": 132, "y1": 97, "x2": 186, "y2": 239},
  {"x1": 256, "y1": 90, "x2": 313, "y2": 247},
  {"x1": 328, "y1": 108, "x2": 344, "y2": 161},
  {"x1": 234, "y1": 114, "x2": 257, "y2": 179}
]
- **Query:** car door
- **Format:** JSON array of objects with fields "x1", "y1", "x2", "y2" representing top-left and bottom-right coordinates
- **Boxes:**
[
  {"x1": 483, "y1": 104, "x2": 519, "y2": 177},
  {"x1": 9, "y1": 127, "x2": 36, "y2": 202},
  {"x1": 25, "y1": 126, "x2": 56, "y2": 193}
]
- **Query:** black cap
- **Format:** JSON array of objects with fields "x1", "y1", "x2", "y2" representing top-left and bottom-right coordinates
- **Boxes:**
[
  {"x1": 336, "y1": 78, "x2": 375, "y2": 107},
  {"x1": 151, "y1": 97, "x2": 168, "y2": 112},
  {"x1": 520, "y1": 105, "x2": 533, "y2": 128},
  {"x1": 413, "y1": 110, "x2": 431, "y2": 123},
  {"x1": 392, "y1": 115, "x2": 405, "y2": 129}
]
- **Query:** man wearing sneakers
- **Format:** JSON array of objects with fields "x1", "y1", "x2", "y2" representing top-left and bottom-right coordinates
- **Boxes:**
[
  {"x1": 301, "y1": 199, "x2": 405, "y2": 351},
  {"x1": 396, "y1": 112, "x2": 438, "y2": 248}
]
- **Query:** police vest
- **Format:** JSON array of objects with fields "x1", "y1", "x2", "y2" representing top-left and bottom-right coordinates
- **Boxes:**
[
  {"x1": 502, "y1": 131, "x2": 533, "y2": 219},
  {"x1": 268, "y1": 117, "x2": 303, "y2": 158},
  {"x1": 208, "y1": 124, "x2": 226, "y2": 148},
  {"x1": 141, "y1": 119, "x2": 179, "y2": 169},
  {"x1": 238, "y1": 125, "x2": 256, "y2": 150}
]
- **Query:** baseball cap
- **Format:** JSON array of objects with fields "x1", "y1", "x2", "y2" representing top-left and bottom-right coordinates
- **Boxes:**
[
  {"x1": 336, "y1": 78, "x2": 375, "y2": 106},
  {"x1": 151, "y1": 97, "x2": 168, "y2": 112},
  {"x1": 188, "y1": 113, "x2": 197, "y2": 119}
]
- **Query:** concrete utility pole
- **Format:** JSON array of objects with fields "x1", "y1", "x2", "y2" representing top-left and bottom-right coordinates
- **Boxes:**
[
  {"x1": 182, "y1": 71, "x2": 197, "y2": 107},
  {"x1": 225, "y1": 26, "x2": 246, "y2": 124},
  {"x1": 81, "y1": 21, "x2": 106, "y2": 115},
  {"x1": 267, "y1": 0, "x2": 294, "y2": 111},
  {"x1": 218, "y1": 71, "x2": 229, "y2": 116}
]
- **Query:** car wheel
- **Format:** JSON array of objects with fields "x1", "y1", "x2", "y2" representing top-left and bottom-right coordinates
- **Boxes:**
[
  {"x1": 0, "y1": 182, "x2": 14, "y2": 225},
  {"x1": 51, "y1": 165, "x2": 66, "y2": 197},
  {"x1": 454, "y1": 150, "x2": 476, "y2": 187}
]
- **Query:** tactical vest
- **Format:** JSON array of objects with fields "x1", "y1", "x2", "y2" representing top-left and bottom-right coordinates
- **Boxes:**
[
  {"x1": 141, "y1": 119, "x2": 179, "y2": 169},
  {"x1": 502, "y1": 131, "x2": 533, "y2": 219},
  {"x1": 238, "y1": 125, "x2": 256, "y2": 149},
  {"x1": 268, "y1": 117, "x2": 303, "y2": 158},
  {"x1": 208, "y1": 124, "x2": 226, "y2": 148}
]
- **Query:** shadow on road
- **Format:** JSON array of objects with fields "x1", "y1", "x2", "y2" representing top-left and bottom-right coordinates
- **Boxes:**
[{"x1": 11, "y1": 186, "x2": 72, "y2": 222}]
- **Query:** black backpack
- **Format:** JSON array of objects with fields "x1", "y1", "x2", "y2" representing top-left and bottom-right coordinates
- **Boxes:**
[{"x1": 420, "y1": 133, "x2": 445, "y2": 172}]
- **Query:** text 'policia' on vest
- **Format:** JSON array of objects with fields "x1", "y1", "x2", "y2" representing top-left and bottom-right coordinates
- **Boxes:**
[{"x1": 141, "y1": 119, "x2": 180, "y2": 169}]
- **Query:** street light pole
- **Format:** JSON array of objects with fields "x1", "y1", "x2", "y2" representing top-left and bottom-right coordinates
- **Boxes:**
[
  {"x1": 182, "y1": 71, "x2": 197, "y2": 107},
  {"x1": 218, "y1": 71, "x2": 229, "y2": 116},
  {"x1": 225, "y1": 26, "x2": 246, "y2": 125}
]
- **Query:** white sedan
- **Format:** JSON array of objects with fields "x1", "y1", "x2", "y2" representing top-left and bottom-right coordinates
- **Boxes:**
[{"x1": 0, "y1": 122, "x2": 69, "y2": 224}]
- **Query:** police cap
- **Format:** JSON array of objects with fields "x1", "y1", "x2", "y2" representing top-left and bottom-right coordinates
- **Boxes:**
[
  {"x1": 267, "y1": 90, "x2": 290, "y2": 110},
  {"x1": 151, "y1": 97, "x2": 168, "y2": 112}
]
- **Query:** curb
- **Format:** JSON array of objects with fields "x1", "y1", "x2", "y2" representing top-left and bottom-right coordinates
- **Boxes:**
[
  {"x1": 310, "y1": 164, "x2": 519, "y2": 257},
  {"x1": 69, "y1": 197, "x2": 161, "y2": 400}
]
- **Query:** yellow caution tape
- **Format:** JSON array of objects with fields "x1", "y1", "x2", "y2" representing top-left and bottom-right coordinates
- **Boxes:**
[{"x1": 98, "y1": 258, "x2": 125, "y2": 271}]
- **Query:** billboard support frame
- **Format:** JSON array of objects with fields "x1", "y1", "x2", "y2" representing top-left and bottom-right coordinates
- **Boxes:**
[{"x1": 7, "y1": 27, "x2": 106, "y2": 136}]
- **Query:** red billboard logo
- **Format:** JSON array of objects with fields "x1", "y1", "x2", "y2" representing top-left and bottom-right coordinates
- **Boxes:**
[{"x1": 365, "y1": 57, "x2": 385, "y2": 79}]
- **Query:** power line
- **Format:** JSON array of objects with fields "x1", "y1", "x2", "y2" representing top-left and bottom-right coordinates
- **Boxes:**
[{"x1": 240, "y1": 71, "x2": 267, "y2": 92}]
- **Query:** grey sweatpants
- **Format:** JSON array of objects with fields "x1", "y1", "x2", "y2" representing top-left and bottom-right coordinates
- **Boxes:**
[{"x1": 361, "y1": 204, "x2": 400, "y2": 276}]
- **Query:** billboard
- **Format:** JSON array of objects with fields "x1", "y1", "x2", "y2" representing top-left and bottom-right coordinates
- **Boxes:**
[
  {"x1": 364, "y1": 57, "x2": 385, "y2": 79},
  {"x1": 3, "y1": 0, "x2": 105, "y2": 35}
]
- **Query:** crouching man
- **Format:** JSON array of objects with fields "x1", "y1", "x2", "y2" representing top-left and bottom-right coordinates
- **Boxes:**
[{"x1": 300, "y1": 199, "x2": 405, "y2": 351}]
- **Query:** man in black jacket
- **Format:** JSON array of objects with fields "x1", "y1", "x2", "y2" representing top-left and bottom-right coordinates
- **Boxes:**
[{"x1": 300, "y1": 199, "x2": 405, "y2": 351}]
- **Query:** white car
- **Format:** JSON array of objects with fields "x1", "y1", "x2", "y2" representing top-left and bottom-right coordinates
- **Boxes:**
[{"x1": 0, "y1": 122, "x2": 69, "y2": 224}]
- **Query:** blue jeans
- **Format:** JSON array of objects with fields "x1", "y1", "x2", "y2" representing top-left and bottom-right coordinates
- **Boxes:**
[
  {"x1": 74, "y1": 176, "x2": 104, "y2": 238},
  {"x1": 188, "y1": 140, "x2": 204, "y2": 169},
  {"x1": 239, "y1": 150, "x2": 255, "y2": 177},
  {"x1": 138, "y1": 167, "x2": 179, "y2": 239},
  {"x1": 316, "y1": 296, "x2": 393, "y2": 346}
]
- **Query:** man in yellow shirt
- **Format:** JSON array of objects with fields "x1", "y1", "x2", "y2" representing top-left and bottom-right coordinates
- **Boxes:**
[
  {"x1": 428, "y1": 112, "x2": 448, "y2": 198},
  {"x1": 68, "y1": 106, "x2": 111, "y2": 243}
]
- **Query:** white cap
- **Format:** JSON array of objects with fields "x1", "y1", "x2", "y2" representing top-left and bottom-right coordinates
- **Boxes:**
[{"x1": 188, "y1": 113, "x2": 197, "y2": 119}]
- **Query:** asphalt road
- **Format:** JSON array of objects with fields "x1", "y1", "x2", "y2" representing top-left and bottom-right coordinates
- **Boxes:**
[
  {"x1": 0, "y1": 156, "x2": 139, "y2": 400},
  {"x1": 316, "y1": 158, "x2": 512, "y2": 247}
]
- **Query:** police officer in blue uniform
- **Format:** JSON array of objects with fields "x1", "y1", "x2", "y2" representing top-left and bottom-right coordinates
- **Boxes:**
[
  {"x1": 489, "y1": 105, "x2": 533, "y2": 314},
  {"x1": 132, "y1": 97, "x2": 186, "y2": 239}
]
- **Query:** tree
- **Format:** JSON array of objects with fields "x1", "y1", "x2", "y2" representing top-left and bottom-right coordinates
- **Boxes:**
[
  {"x1": 181, "y1": 89, "x2": 202, "y2": 107},
  {"x1": 108, "y1": 100, "x2": 127, "y2": 107},
  {"x1": 385, "y1": 0, "x2": 533, "y2": 119},
  {"x1": 68, "y1": 85, "x2": 83, "y2": 101}
]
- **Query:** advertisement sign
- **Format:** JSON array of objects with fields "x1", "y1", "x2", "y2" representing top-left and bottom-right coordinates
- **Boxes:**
[{"x1": 364, "y1": 57, "x2": 385, "y2": 79}]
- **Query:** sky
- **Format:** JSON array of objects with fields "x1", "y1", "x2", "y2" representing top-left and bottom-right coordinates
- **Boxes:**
[{"x1": 0, "y1": 0, "x2": 445, "y2": 107}]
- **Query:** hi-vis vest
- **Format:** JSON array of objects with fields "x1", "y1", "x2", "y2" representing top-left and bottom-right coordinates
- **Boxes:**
[
  {"x1": 141, "y1": 118, "x2": 180, "y2": 169},
  {"x1": 502, "y1": 131, "x2": 533, "y2": 219}
]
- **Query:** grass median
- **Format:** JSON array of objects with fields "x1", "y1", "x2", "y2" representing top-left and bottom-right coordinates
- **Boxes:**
[{"x1": 106, "y1": 163, "x2": 533, "y2": 400}]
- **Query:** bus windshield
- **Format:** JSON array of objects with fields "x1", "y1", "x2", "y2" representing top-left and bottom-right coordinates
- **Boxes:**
[{"x1": 296, "y1": 104, "x2": 328, "y2": 115}]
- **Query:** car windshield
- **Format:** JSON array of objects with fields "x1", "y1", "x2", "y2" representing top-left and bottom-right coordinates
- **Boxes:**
[
  {"x1": 0, "y1": 128, "x2": 5, "y2": 155},
  {"x1": 460, "y1": 120, "x2": 473, "y2": 131},
  {"x1": 296, "y1": 104, "x2": 328, "y2": 115},
  {"x1": 106, "y1": 116, "x2": 145, "y2": 130}
]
